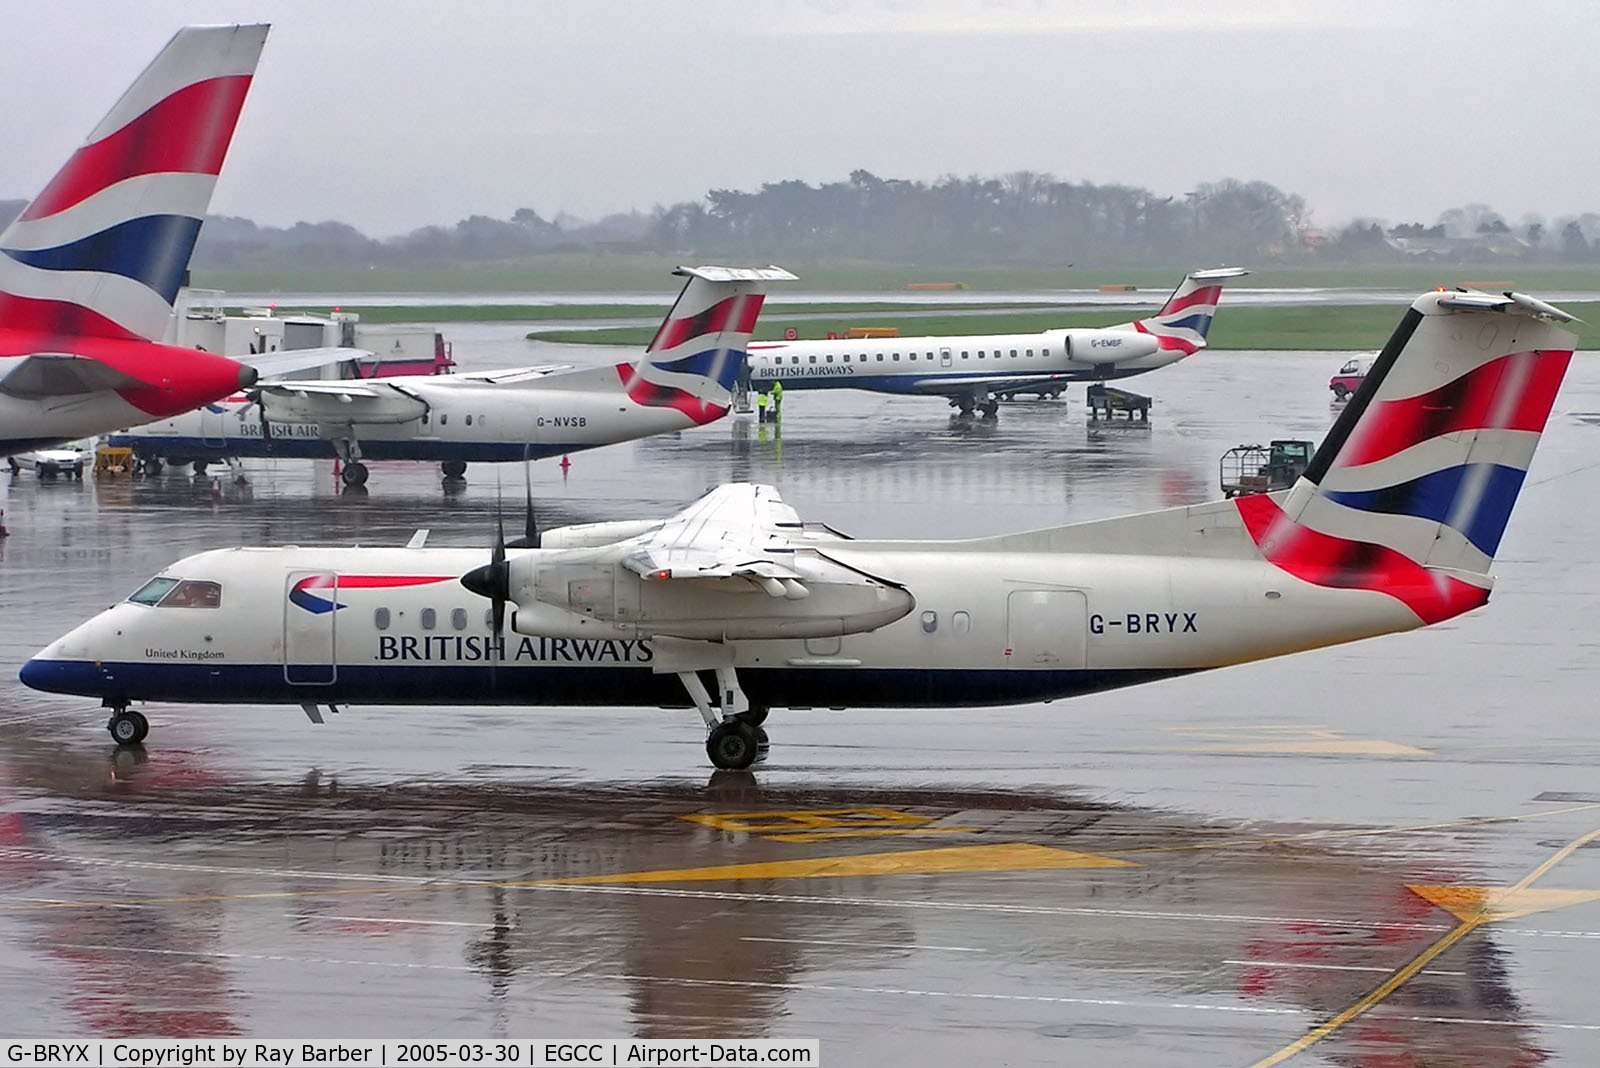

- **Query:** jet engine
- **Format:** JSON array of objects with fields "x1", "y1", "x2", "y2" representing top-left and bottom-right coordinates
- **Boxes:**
[{"x1": 1051, "y1": 328, "x2": 1162, "y2": 366}]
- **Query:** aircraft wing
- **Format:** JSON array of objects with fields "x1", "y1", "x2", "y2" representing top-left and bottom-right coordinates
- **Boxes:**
[
  {"x1": 255, "y1": 379, "x2": 428, "y2": 425},
  {"x1": 0, "y1": 354, "x2": 149, "y2": 398},
  {"x1": 905, "y1": 373, "x2": 1075, "y2": 396},
  {"x1": 242, "y1": 347, "x2": 378, "y2": 380},
  {"x1": 443, "y1": 365, "x2": 572, "y2": 384},
  {"x1": 618, "y1": 484, "x2": 809, "y2": 586}
]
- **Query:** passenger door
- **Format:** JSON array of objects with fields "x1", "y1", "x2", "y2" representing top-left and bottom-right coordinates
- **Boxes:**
[
  {"x1": 1006, "y1": 590, "x2": 1087, "y2": 668},
  {"x1": 283, "y1": 571, "x2": 338, "y2": 685}
]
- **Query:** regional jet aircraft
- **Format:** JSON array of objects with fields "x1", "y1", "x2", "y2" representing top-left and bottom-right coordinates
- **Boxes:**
[
  {"x1": 747, "y1": 267, "x2": 1246, "y2": 416},
  {"x1": 0, "y1": 25, "x2": 344, "y2": 457},
  {"x1": 23, "y1": 288, "x2": 1576, "y2": 768},
  {"x1": 110, "y1": 266, "x2": 796, "y2": 485}
]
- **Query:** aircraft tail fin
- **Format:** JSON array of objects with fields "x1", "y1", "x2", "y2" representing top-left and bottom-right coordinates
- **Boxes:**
[
  {"x1": 0, "y1": 23, "x2": 269, "y2": 342},
  {"x1": 615, "y1": 265, "x2": 796, "y2": 425},
  {"x1": 1236, "y1": 289, "x2": 1579, "y2": 623},
  {"x1": 1117, "y1": 266, "x2": 1248, "y2": 356}
]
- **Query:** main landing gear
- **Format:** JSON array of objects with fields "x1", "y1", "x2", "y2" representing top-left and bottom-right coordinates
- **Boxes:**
[
  {"x1": 677, "y1": 663, "x2": 770, "y2": 770},
  {"x1": 952, "y1": 395, "x2": 999, "y2": 419},
  {"x1": 341, "y1": 461, "x2": 369, "y2": 487},
  {"x1": 441, "y1": 460, "x2": 467, "y2": 480},
  {"x1": 106, "y1": 706, "x2": 148, "y2": 746}
]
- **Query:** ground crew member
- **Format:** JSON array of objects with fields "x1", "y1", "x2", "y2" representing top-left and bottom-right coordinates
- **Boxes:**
[
  {"x1": 770, "y1": 380, "x2": 784, "y2": 419},
  {"x1": 756, "y1": 389, "x2": 770, "y2": 423}
]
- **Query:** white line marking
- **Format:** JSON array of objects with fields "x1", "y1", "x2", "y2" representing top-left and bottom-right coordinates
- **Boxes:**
[
  {"x1": 593, "y1": 973, "x2": 1600, "y2": 1031},
  {"x1": 1223, "y1": 958, "x2": 1466, "y2": 977},
  {"x1": 739, "y1": 936, "x2": 984, "y2": 953},
  {"x1": 44, "y1": 941, "x2": 475, "y2": 972},
  {"x1": 292, "y1": 914, "x2": 498, "y2": 929}
]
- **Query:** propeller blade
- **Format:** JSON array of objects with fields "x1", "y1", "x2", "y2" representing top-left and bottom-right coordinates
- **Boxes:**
[{"x1": 462, "y1": 489, "x2": 512, "y2": 654}]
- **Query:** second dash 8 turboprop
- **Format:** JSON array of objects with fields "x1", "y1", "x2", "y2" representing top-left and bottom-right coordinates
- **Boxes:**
[
  {"x1": 110, "y1": 265, "x2": 794, "y2": 485},
  {"x1": 22, "y1": 288, "x2": 1579, "y2": 767}
]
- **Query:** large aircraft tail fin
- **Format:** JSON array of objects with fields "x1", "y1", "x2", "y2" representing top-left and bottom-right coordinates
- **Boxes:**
[
  {"x1": 616, "y1": 265, "x2": 796, "y2": 424},
  {"x1": 0, "y1": 23, "x2": 269, "y2": 343},
  {"x1": 1237, "y1": 289, "x2": 1578, "y2": 623},
  {"x1": 1114, "y1": 266, "x2": 1248, "y2": 356}
]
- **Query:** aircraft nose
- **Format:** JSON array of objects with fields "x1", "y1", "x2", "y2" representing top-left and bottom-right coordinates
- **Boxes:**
[{"x1": 18, "y1": 655, "x2": 100, "y2": 695}]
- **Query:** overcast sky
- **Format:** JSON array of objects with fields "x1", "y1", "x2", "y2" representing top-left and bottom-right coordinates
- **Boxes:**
[{"x1": 3, "y1": 0, "x2": 1596, "y2": 238}]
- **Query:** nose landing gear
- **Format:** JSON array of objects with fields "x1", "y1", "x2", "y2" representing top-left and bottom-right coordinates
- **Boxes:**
[{"x1": 106, "y1": 707, "x2": 149, "y2": 746}]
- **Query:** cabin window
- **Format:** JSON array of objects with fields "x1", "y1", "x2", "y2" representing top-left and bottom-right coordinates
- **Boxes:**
[
  {"x1": 464, "y1": 414, "x2": 473, "y2": 426},
  {"x1": 978, "y1": 350, "x2": 986, "y2": 359},
  {"x1": 926, "y1": 352, "x2": 934, "y2": 360},
  {"x1": 1043, "y1": 348, "x2": 1051, "y2": 358},
  {"x1": 962, "y1": 351, "x2": 969, "y2": 359},
  {"x1": 892, "y1": 353, "x2": 900, "y2": 361},
  {"x1": 876, "y1": 353, "x2": 884, "y2": 361},
  {"x1": 952, "y1": 610, "x2": 971, "y2": 635},
  {"x1": 910, "y1": 352, "x2": 917, "y2": 360},
  {"x1": 421, "y1": 413, "x2": 429, "y2": 425},
  {"x1": 809, "y1": 355, "x2": 817, "y2": 364},
  {"x1": 420, "y1": 607, "x2": 436, "y2": 630},
  {"x1": 451, "y1": 608, "x2": 468, "y2": 630},
  {"x1": 375, "y1": 607, "x2": 391, "y2": 630},
  {"x1": 859, "y1": 354, "x2": 867, "y2": 362},
  {"x1": 439, "y1": 413, "x2": 448, "y2": 425},
  {"x1": 791, "y1": 356, "x2": 799, "y2": 364},
  {"x1": 129, "y1": 577, "x2": 179, "y2": 605},
  {"x1": 1010, "y1": 349, "x2": 1018, "y2": 358},
  {"x1": 826, "y1": 354, "x2": 834, "y2": 363},
  {"x1": 1026, "y1": 349, "x2": 1034, "y2": 358},
  {"x1": 920, "y1": 610, "x2": 938, "y2": 633}
]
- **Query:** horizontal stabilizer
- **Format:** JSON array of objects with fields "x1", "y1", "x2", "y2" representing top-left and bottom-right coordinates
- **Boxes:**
[{"x1": 0, "y1": 352, "x2": 147, "y2": 398}]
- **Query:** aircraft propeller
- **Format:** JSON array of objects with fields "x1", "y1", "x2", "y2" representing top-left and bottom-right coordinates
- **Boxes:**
[
  {"x1": 242, "y1": 389, "x2": 272, "y2": 442},
  {"x1": 461, "y1": 503, "x2": 511, "y2": 642},
  {"x1": 506, "y1": 447, "x2": 540, "y2": 548}
]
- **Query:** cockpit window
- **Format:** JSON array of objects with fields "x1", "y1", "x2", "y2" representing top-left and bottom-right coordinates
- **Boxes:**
[
  {"x1": 159, "y1": 580, "x2": 222, "y2": 608},
  {"x1": 129, "y1": 577, "x2": 179, "y2": 605}
]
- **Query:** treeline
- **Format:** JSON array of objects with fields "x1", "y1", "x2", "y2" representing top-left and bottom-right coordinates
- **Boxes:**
[{"x1": 6, "y1": 171, "x2": 1600, "y2": 269}]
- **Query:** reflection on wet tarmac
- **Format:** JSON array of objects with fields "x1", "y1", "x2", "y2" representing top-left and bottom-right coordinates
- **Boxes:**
[{"x1": 1, "y1": 334, "x2": 1598, "y2": 1062}]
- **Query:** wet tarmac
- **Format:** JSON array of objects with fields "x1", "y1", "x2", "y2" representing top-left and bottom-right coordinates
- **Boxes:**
[{"x1": 1, "y1": 330, "x2": 1598, "y2": 1063}]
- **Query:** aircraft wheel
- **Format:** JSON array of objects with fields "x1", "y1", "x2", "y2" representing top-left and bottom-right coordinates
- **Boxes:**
[
  {"x1": 191, "y1": 460, "x2": 208, "y2": 475},
  {"x1": 441, "y1": 460, "x2": 467, "y2": 479},
  {"x1": 1332, "y1": 385, "x2": 1349, "y2": 401},
  {"x1": 981, "y1": 401, "x2": 999, "y2": 418},
  {"x1": 107, "y1": 710, "x2": 148, "y2": 746},
  {"x1": 706, "y1": 720, "x2": 762, "y2": 771},
  {"x1": 957, "y1": 398, "x2": 976, "y2": 415},
  {"x1": 341, "y1": 461, "x2": 369, "y2": 487}
]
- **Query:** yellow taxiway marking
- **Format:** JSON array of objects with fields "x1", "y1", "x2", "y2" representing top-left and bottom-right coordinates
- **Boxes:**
[
  {"x1": 763, "y1": 828, "x2": 975, "y2": 843},
  {"x1": 1407, "y1": 884, "x2": 1600, "y2": 924},
  {"x1": 1250, "y1": 826, "x2": 1600, "y2": 1068},
  {"x1": 537, "y1": 843, "x2": 1136, "y2": 885},
  {"x1": 679, "y1": 806, "x2": 968, "y2": 838}
]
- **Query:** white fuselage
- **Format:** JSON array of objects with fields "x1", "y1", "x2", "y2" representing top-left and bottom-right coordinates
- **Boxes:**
[
  {"x1": 747, "y1": 326, "x2": 1177, "y2": 397},
  {"x1": 22, "y1": 530, "x2": 1423, "y2": 714},
  {"x1": 107, "y1": 373, "x2": 703, "y2": 464}
]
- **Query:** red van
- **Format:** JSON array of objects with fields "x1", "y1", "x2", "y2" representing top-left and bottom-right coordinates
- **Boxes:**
[{"x1": 1329, "y1": 356, "x2": 1373, "y2": 401}]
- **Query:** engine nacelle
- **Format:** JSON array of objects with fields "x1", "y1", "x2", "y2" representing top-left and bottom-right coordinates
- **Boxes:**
[
  {"x1": 1056, "y1": 329, "x2": 1161, "y2": 365},
  {"x1": 540, "y1": 519, "x2": 663, "y2": 549},
  {"x1": 505, "y1": 548, "x2": 913, "y2": 641}
]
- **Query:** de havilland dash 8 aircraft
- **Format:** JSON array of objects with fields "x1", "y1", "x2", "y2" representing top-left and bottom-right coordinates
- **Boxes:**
[
  {"x1": 0, "y1": 24, "x2": 337, "y2": 457},
  {"x1": 109, "y1": 266, "x2": 796, "y2": 485},
  {"x1": 746, "y1": 267, "x2": 1247, "y2": 416},
  {"x1": 23, "y1": 288, "x2": 1577, "y2": 768}
]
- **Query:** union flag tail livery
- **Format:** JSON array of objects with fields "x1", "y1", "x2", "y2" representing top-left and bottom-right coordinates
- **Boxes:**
[
  {"x1": 617, "y1": 265, "x2": 796, "y2": 425},
  {"x1": 0, "y1": 25, "x2": 267, "y2": 454},
  {"x1": 1125, "y1": 266, "x2": 1249, "y2": 356},
  {"x1": 0, "y1": 24, "x2": 267, "y2": 342},
  {"x1": 1237, "y1": 289, "x2": 1577, "y2": 625}
]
